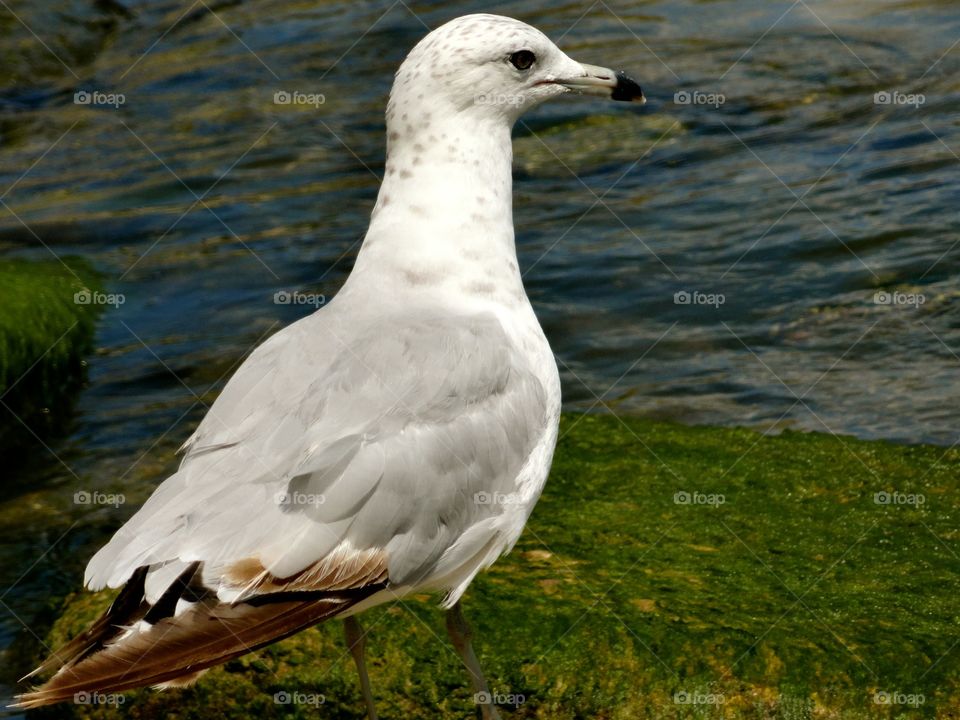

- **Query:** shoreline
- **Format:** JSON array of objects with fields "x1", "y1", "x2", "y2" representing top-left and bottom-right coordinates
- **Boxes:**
[{"x1": 12, "y1": 412, "x2": 957, "y2": 718}]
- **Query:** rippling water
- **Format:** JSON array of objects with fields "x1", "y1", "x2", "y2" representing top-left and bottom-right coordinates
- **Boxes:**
[{"x1": 0, "y1": 0, "x2": 958, "y2": 698}]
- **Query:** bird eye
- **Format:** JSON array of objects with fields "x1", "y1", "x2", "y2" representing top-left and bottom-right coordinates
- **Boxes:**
[{"x1": 509, "y1": 50, "x2": 536, "y2": 71}]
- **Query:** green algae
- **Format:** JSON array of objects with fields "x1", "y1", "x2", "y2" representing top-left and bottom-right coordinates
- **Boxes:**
[
  {"x1": 23, "y1": 413, "x2": 960, "y2": 718},
  {"x1": 0, "y1": 258, "x2": 103, "y2": 454}
]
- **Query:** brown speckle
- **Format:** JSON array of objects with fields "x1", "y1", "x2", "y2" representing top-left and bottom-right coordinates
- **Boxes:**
[
  {"x1": 465, "y1": 280, "x2": 497, "y2": 296},
  {"x1": 404, "y1": 269, "x2": 439, "y2": 286}
]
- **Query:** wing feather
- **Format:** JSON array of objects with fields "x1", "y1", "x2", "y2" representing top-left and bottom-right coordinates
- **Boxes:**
[{"x1": 86, "y1": 306, "x2": 548, "y2": 603}]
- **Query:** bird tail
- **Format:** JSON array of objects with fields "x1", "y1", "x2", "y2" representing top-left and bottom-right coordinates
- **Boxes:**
[{"x1": 13, "y1": 562, "x2": 382, "y2": 709}]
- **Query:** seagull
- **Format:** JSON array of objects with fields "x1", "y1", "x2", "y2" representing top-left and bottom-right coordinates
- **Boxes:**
[{"x1": 16, "y1": 13, "x2": 643, "y2": 719}]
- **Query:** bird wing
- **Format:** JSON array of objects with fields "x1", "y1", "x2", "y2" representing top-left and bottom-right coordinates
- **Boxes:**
[
  {"x1": 85, "y1": 302, "x2": 550, "y2": 602},
  {"x1": 15, "y1": 561, "x2": 382, "y2": 708},
  {"x1": 17, "y1": 304, "x2": 552, "y2": 707}
]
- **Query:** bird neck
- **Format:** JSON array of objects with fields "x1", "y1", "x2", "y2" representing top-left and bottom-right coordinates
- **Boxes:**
[{"x1": 348, "y1": 114, "x2": 526, "y2": 309}]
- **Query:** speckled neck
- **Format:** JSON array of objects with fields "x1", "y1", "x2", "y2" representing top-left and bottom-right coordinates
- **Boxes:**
[{"x1": 348, "y1": 105, "x2": 526, "y2": 309}]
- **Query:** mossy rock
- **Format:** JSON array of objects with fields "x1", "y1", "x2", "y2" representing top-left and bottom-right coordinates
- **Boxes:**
[
  {"x1": 23, "y1": 414, "x2": 960, "y2": 718},
  {"x1": 0, "y1": 258, "x2": 103, "y2": 453}
]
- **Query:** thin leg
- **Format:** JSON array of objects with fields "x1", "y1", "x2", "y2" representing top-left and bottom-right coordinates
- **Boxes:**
[
  {"x1": 343, "y1": 615, "x2": 378, "y2": 720},
  {"x1": 445, "y1": 601, "x2": 502, "y2": 720}
]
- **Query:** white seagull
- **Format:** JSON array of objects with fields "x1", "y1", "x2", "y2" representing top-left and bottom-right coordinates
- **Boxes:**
[{"x1": 17, "y1": 13, "x2": 643, "y2": 719}]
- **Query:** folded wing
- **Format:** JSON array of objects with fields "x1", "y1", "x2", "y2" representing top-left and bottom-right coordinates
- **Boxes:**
[{"x1": 18, "y1": 305, "x2": 549, "y2": 705}]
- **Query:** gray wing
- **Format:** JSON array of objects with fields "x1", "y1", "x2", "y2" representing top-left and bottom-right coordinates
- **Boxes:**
[{"x1": 86, "y1": 303, "x2": 549, "y2": 603}]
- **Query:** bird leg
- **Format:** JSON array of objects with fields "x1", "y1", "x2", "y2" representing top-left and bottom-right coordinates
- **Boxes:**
[
  {"x1": 343, "y1": 615, "x2": 378, "y2": 720},
  {"x1": 445, "y1": 601, "x2": 502, "y2": 720}
]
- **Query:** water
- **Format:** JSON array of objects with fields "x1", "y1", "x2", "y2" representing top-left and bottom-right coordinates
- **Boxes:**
[{"x1": 0, "y1": 0, "x2": 958, "y2": 701}]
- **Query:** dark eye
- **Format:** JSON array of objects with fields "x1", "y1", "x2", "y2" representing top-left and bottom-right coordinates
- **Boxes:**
[{"x1": 509, "y1": 50, "x2": 536, "y2": 71}]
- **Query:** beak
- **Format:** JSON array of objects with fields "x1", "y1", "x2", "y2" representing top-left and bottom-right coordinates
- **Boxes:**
[{"x1": 555, "y1": 62, "x2": 645, "y2": 104}]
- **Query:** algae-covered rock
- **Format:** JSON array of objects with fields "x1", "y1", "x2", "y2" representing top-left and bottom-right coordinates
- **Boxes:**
[
  {"x1": 22, "y1": 414, "x2": 960, "y2": 718},
  {"x1": 0, "y1": 258, "x2": 103, "y2": 452}
]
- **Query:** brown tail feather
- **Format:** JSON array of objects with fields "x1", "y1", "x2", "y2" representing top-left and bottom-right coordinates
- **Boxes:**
[
  {"x1": 14, "y1": 587, "x2": 382, "y2": 708},
  {"x1": 21, "y1": 566, "x2": 151, "y2": 681}
]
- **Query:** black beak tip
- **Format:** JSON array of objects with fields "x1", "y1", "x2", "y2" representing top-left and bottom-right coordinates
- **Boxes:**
[{"x1": 612, "y1": 71, "x2": 645, "y2": 103}]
